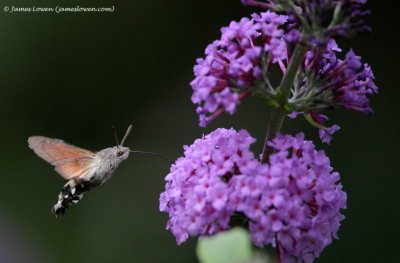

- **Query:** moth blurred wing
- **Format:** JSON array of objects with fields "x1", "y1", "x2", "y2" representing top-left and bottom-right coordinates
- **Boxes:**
[
  {"x1": 55, "y1": 159, "x2": 94, "y2": 179},
  {"x1": 28, "y1": 136, "x2": 95, "y2": 179},
  {"x1": 28, "y1": 136, "x2": 93, "y2": 164}
]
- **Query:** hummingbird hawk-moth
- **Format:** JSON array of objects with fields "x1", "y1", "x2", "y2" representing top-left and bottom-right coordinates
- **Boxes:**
[{"x1": 28, "y1": 125, "x2": 135, "y2": 216}]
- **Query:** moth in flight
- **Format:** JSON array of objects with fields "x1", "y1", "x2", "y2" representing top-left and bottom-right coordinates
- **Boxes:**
[{"x1": 28, "y1": 125, "x2": 163, "y2": 216}]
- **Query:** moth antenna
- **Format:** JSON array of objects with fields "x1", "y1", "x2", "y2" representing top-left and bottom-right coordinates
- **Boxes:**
[
  {"x1": 130, "y1": 150, "x2": 171, "y2": 164},
  {"x1": 120, "y1": 124, "x2": 133, "y2": 146},
  {"x1": 112, "y1": 126, "x2": 120, "y2": 146}
]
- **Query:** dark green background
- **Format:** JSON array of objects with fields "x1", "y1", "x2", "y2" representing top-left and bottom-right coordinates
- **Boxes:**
[{"x1": 0, "y1": 1, "x2": 398, "y2": 262}]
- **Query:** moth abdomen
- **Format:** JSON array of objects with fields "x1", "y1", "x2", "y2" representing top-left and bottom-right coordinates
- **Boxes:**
[{"x1": 52, "y1": 180, "x2": 91, "y2": 216}]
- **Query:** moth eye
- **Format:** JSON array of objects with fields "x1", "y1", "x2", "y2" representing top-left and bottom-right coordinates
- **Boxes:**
[{"x1": 116, "y1": 151, "x2": 123, "y2": 157}]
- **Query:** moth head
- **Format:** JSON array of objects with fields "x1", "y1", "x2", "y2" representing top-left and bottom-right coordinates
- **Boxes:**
[
  {"x1": 113, "y1": 146, "x2": 130, "y2": 161},
  {"x1": 111, "y1": 124, "x2": 133, "y2": 162}
]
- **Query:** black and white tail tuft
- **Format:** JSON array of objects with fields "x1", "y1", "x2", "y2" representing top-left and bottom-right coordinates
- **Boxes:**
[{"x1": 52, "y1": 180, "x2": 90, "y2": 216}]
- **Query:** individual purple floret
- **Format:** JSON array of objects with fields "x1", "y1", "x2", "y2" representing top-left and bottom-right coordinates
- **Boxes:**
[
  {"x1": 191, "y1": 11, "x2": 289, "y2": 127},
  {"x1": 159, "y1": 128, "x2": 260, "y2": 244},
  {"x1": 239, "y1": 133, "x2": 347, "y2": 262},
  {"x1": 319, "y1": 124, "x2": 341, "y2": 144}
]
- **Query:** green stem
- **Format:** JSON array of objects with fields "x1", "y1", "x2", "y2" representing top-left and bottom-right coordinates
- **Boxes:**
[
  {"x1": 328, "y1": 1, "x2": 343, "y2": 29},
  {"x1": 261, "y1": 39, "x2": 307, "y2": 164}
]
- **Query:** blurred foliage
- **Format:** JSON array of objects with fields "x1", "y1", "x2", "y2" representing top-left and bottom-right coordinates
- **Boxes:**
[
  {"x1": 196, "y1": 228, "x2": 252, "y2": 263},
  {"x1": 0, "y1": 0, "x2": 398, "y2": 263}
]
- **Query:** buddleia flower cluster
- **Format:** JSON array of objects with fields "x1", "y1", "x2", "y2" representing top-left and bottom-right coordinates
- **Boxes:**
[
  {"x1": 191, "y1": 6, "x2": 377, "y2": 142},
  {"x1": 160, "y1": 129, "x2": 346, "y2": 262},
  {"x1": 160, "y1": 0, "x2": 377, "y2": 262},
  {"x1": 191, "y1": 11, "x2": 289, "y2": 127}
]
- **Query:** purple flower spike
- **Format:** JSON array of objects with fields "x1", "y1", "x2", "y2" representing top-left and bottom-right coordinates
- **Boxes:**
[
  {"x1": 302, "y1": 42, "x2": 378, "y2": 114},
  {"x1": 191, "y1": 11, "x2": 289, "y2": 127},
  {"x1": 160, "y1": 130, "x2": 346, "y2": 263}
]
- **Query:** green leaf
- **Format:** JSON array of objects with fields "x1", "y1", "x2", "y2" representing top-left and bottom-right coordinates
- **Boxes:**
[{"x1": 196, "y1": 228, "x2": 253, "y2": 263}]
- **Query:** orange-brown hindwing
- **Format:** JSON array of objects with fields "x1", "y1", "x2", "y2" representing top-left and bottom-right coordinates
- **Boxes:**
[
  {"x1": 28, "y1": 136, "x2": 95, "y2": 179},
  {"x1": 54, "y1": 158, "x2": 94, "y2": 179}
]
